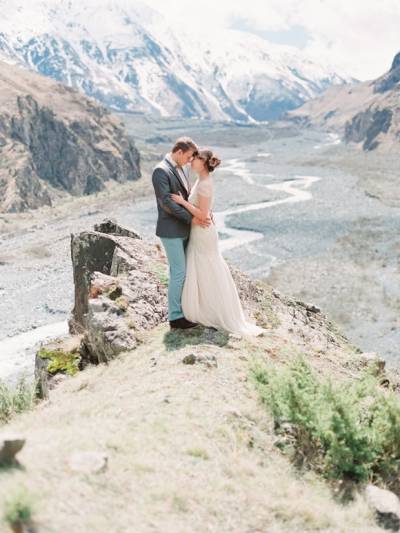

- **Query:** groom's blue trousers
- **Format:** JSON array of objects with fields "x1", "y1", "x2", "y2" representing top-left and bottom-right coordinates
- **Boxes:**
[{"x1": 160, "y1": 236, "x2": 189, "y2": 321}]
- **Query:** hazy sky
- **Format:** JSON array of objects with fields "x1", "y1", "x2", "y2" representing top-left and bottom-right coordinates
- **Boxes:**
[{"x1": 144, "y1": 0, "x2": 400, "y2": 80}]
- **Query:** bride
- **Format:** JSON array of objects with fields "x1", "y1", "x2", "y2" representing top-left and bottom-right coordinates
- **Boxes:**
[{"x1": 170, "y1": 149, "x2": 264, "y2": 337}]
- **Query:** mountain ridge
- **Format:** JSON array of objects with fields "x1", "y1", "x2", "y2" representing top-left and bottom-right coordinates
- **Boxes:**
[
  {"x1": 288, "y1": 51, "x2": 400, "y2": 151},
  {"x1": 0, "y1": 0, "x2": 353, "y2": 121}
]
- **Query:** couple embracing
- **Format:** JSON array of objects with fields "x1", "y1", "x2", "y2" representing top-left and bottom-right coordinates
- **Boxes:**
[{"x1": 152, "y1": 137, "x2": 263, "y2": 337}]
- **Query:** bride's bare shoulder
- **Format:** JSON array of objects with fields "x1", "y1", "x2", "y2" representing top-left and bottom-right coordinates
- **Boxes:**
[{"x1": 197, "y1": 178, "x2": 213, "y2": 197}]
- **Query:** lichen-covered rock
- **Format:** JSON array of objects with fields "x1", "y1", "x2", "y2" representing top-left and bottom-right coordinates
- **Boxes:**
[
  {"x1": 69, "y1": 219, "x2": 168, "y2": 363},
  {"x1": 35, "y1": 335, "x2": 83, "y2": 398},
  {"x1": 69, "y1": 231, "x2": 120, "y2": 332}
]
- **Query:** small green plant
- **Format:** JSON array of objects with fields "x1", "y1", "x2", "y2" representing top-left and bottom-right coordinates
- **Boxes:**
[
  {"x1": 3, "y1": 488, "x2": 35, "y2": 530},
  {"x1": 150, "y1": 261, "x2": 169, "y2": 286},
  {"x1": 0, "y1": 377, "x2": 36, "y2": 425},
  {"x1": 251, "y1": 356, "x2": 400, "y2": 490},
  {"x1": 38, "y1": 348, "x2": 81, "y2": 376},
  {"x1": 186, "y1": 447, "x2": 209, "y2": 460}
]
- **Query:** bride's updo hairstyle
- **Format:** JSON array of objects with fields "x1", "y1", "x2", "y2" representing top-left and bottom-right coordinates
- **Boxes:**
[{"x1": 196, "y1": 149, "x2": 221, "y2": 173}]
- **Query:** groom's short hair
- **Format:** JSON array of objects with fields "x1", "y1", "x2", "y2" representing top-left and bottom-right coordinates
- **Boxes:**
[{"x1": 172, "y1": 137, "x2": 198, "y2": 154}]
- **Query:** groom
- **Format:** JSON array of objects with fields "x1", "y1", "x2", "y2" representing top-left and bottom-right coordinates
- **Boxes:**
[{"x1": 152, "y1": 137, "x2": 212, "y2": 329}]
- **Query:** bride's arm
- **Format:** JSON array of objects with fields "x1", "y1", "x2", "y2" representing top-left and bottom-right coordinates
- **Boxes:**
[{"x1": 170, "y1": 193, "x2": 210, "y2": 222}]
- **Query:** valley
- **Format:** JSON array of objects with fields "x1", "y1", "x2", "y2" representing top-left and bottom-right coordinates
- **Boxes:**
[{"x1": 0, "y1": 116, "x2": 399, "y2": 382}]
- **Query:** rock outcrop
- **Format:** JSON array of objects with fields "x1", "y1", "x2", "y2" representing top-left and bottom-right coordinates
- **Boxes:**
[
  {"x1": 0, "y1": 61, "x2": 141, "y2": 213},
  {"x1": 344, "y1": 107, "x2": 393, "y2": 151},
  {"x1": 36, "y1": 217, "x2": 363, "y2": 394},
  {"x1": 68, "y1": 219, "x2": 168, "y2": 364},
  {"x1": 288, "y1": 51, "x2": 400, "y2": 152},
  {"x1": 62, "y1": 219, "x2": 351, "y2": 368},
  {"x1": 373, "y1": 52, "x2": 400, "y2": 93}
]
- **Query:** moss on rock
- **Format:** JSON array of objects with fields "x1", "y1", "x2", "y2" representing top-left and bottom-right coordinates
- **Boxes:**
[
  {"x1": 106, "y1": 285, "x2": 123, "y2": 301},
  {"x1": 37, "y1": 349, "x2": 81, "y2": 376}
]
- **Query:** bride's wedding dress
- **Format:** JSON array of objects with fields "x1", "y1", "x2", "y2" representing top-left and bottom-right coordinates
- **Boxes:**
[{"x1": 181, "y1": 177, "x2": 264, "y2": 336}]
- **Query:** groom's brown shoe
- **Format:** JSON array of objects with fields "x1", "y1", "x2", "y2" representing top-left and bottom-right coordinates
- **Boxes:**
[{"x1": 169, "y1": 317, "x2": 198, "y2": 329}]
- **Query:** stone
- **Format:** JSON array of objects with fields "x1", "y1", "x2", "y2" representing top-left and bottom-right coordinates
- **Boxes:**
[
  {"x1": 365, "y1": 484, "x2": 400, "y2": 530},
  {"x1": 182, "y1": 353, "x2": 218, "y2": 368},
  {"x1": 93, "y1": 219, "x2": 141, "y2": 239},
  {"x1": 35, "y1": 335, "x2": 83, "y2": 399},
  {"x1": 69, "y1": 231, "x2": 119, "y2": 332},
  {"x1": 68, "y1": 222, "x2": 168, "y2": 364},
  {"x1": 0, "y1": 434, "x2": 26, "y2": 465},
  {"x1": 68, "y1": 451, "x2": 108, "y2": 474}
]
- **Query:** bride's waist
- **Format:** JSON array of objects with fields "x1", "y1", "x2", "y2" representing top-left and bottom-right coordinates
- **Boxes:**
[{"x1": 190, "y1": 222, "x2": 217, "y2": 233}]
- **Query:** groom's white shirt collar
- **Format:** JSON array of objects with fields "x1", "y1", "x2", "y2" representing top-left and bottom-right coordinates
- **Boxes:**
[
  {"x1": 165, "y1": 152, "x2": 189, "y2": 192},
  {"x1": 165, "y1": 152, "x2": 177, "y2": 166}
]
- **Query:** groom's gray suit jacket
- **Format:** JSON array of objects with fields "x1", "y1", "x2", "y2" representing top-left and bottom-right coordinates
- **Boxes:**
[{"x1": 152, "y1": 157, "x2": 193, "y2": 238}]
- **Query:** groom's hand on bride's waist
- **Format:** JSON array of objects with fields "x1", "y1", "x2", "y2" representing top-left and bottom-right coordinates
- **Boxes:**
[{"x1": 193, "y1": 215, "x2": 212, "y2": 228}]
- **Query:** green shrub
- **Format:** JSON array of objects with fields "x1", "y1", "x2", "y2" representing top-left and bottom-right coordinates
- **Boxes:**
[
  {"x1": 251, "y1": 356, "x2": 400, "y2": 488},
  {"x1": 3, "y1": 488, "x2": 34, "y2": 529},
  {"x1": 0, "y1": 377, "x2": 36, "y2": 425}
]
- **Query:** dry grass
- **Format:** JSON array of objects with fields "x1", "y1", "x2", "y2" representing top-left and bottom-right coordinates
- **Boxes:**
[{"x1": 0, "y1": 325, "x2": 383, "y2": 532}]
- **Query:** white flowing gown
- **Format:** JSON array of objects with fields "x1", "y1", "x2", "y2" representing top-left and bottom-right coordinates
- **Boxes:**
[{"x1": 181, "y1": 177, "x2": 264, "y2": 336}]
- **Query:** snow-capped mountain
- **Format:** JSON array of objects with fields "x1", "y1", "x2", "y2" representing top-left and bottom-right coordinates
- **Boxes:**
[{"x1": 0, "y1": 0, "x2": 353, "y2": 121}]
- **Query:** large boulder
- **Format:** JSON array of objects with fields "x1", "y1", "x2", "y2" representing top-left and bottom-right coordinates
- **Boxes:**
[{"x1": 69, "y1": 219, "x2": 168, "y2": 363}]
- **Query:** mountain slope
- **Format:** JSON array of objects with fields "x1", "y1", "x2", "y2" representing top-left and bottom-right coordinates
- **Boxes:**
[
  {"x1": 0, "y1": 220, "x2": 387, "y2": 532},
  {"x1": 0, "y1": 60, "x2": 140, "y2": 213},
  {"x1": 0, "y1": 0, "x2": 352, "y2": 121},
  {"x1": 288, "y1": 52, "x2": 400, "y2": 151},
  {"x1": 0, "y1": 326, "x2": 384, "y2": 533}
]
